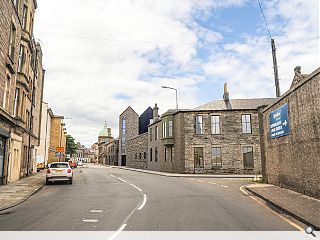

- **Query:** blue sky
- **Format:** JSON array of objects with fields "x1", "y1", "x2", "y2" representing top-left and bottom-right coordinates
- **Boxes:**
[{"x1": 35, "y1": 0, "x2": 319, "y2": 146}]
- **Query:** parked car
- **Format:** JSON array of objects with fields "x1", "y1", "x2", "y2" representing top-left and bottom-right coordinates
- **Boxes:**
[
  {"x1": 77, "y1": 161, "x2": 83, "y2": 166},
  {"x1": 46, "y1": 162, "x2": 73, "y2": 185}
]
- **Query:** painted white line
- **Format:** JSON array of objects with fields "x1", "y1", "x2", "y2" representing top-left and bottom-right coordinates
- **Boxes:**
[
  {"x1": 209, "y1": 182, "x2": 217, "y2": 185},
  {"x1": 90, "y1": 210, "x2": 104, "y2": 213},
  {"x1": 82, "y1": 219, "x2": 99, "y2": 223},
  {"x1": 138, "y1": 194, "x2": 147, "y2": 210},
  {"x1": 116, "y1": 177, "x2": 127, "y2": 183},
  {"x1": 110, "y1": 174, "x2": 115, "y2": 178},
  {"x1": 108, "y1": 224, "x2": 127, "y2": 240},
  {"x1": 220, "y1": 184, "x2": 229, "y2": 188},
  {"x1": 240, "y1": 185, "x2": 249, "y2": 196},
  {"x1": 248, "y1": 196, "x2": 304, "y2": 231},
  {"x1": 130, "y1": 183, "x2": 142, "y2": 192}
]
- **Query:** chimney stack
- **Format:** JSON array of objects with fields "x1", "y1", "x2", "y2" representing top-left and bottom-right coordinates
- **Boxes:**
[
  {"x1": 223, "y1": 82, "x2": 230, "y2": 101},
  {"x1": 153, "y1": 103, "x2": 159, "y2": 122},
  {"x1": 223, "y1": 83, "x2": 231, "y2": 109}
]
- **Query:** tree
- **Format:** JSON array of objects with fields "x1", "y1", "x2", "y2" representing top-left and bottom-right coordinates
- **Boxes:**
[{"x1": 66, "y1": 135, "x2": 77, "y2": 155}]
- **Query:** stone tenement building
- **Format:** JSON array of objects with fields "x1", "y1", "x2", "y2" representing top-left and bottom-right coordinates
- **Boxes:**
[
  {"x1": 0, "y1": 0, "x2": 45, "y2": 185},
  {"x1": 261, "y1": 67, "x2": 320, "y2": 199},
  {"x1": 120, "y1": 106, "x2": 156, "y2": 168},
  {"x1": 105, "y1": 138, "x2": 119, "y2": 166},
  {"x1": 97, "y1": 123, "x2": 113, "y2": 164}
]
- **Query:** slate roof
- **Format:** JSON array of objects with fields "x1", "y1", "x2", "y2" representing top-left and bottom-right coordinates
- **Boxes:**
[{"x1": 194, "y1": 98, "x2": 275, "y2": 111}]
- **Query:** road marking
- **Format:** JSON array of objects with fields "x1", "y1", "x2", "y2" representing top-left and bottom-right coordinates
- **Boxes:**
[
  {"x1": 90, "y1": 210, "x2": 104, "y2": 213},
  {"x1": 116, "y1": 177, "x2": 127, "y2": 183},
  {"x1": 110, "y1": 174, "x2": 115, "y2": 178},
  {"x1": 220, "y1": 184, "x2": 229, "y2": 188},
  {"x1": 130, "y1": 183, "x2": 142, "y2": 192},
  {"x1": 82, "y1": 219, "x2": 99, "y2": 223},
  {"x1": 248, "y1": 195, "x2": 304, "y2": 231},
  {"x1": 108, "y1": 224, "x2": 127, "y2": 240},
  {"x1": 138, "y1": 194, "x2": 147, "y2": 210},
  {"x1": 240, "y1": 185, "x2": 249, "y2": 196}
]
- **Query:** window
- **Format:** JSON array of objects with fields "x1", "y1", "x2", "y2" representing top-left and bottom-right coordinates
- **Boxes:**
[
  {"x1": 121, "y1": 118, "x2": 126, "y2": 154},
  {"x1": 195, "y1": 115, "x2": 203, "y2": 134},
  {"x1": 164, "y1": 148, "x2": 167, "y2": 161},
  {"x1": 14, "y1": 0, "x2": 19, "y2": 8},
  {"x1": 242, "y1": 114, "x2": 252, "y2": 134},
  {"x1": 22, "y1": 5, "x2": 28, "y2": 30},
  {"x1": 18, "y1": 45, "x2": 25, "y2": 72},
  {"x1": 135, "y1": 153, "x2": 137, "y2": 159},
  {"x1": 165, "y1": 147, "x2": 173, "y2": 162},
  {"x1": 143, "y1": 152, "x2": 146, "y2": 159},
  {"x1": 3, "y1": 76, "x2": 10, "y2": 110},
  {"x1": 155, "y1": 147, "x2": 158, "y2": 162},
  {"x1": 168, "y1": 120, "x2": 173, "y2": 137},
  {"x1": 26, "y1": 110, "x2": 30, "y2": 129},
  {"x1": 149, "y1": 127, "x2": 152, "y2": 141},
  {"x1": 194, "y1": 147, "x2": 204, "y2": 168},
  {"x1": 8, "y1": 24, "x2": 16, "y2": 59},
  {"x1": 212, "y1": 147, "x2": 222, "y2": 167},
  {"x1": 139, "y1": 152, "x2": 141, "y2": 159},
  {"x1": 243, "y1": 146, "x2": 254, "y2": 169},
  {"x1": 155, "y1": 126, "x2": 158, "y2": 140},
  {"x1": 211, "y1": 116, "x2": 220, "y2": 135},
  {"x1": 162, "y1": 121, "x2": 167, "y2": 138},
  {"x1": 149, "y1": 148, "x2": 152, "y2": 162}
]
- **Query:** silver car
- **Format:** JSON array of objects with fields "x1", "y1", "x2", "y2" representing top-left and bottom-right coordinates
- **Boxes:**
[{"x1": 46, "y1": 162, "x2": 73, "y2": 185}]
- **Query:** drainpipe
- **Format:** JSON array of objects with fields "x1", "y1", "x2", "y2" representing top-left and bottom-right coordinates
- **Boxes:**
[{"x1": 26, "y1": 47, "x2": 38, "y2": 176}]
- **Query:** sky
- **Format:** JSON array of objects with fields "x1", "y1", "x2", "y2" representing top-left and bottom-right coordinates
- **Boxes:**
[{"x1": 33, "y1": 0, "x2": 319, "y2": 147}]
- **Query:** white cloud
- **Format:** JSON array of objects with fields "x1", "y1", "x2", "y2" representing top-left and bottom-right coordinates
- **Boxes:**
[{"x1": 34, "y1": 0, "x2": 318, "y2": 146}]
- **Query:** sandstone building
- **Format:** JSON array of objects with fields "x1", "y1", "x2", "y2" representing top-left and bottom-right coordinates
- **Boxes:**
[
  {"x1": 97, "y1": 123, "x2": 113, "y2": 164},
  {"x1": 105, "y1": 138, "x2": 119, "y2": 166},
  {"x1": 48, "y1": 116, "x2": 67, "y2": 163},
  {"x1": 0, "y1": 0, "x2": 45, "y2": 184}
]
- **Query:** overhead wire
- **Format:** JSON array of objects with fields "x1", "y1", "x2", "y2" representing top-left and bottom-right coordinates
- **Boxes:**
[{"x1": 257, "y1": 0, "x2": 272, "y2": 39}]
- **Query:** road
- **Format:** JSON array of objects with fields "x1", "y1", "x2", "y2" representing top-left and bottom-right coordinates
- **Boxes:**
[{"x1": 0, "y1": 164, "x2": 300, "y2": 231}]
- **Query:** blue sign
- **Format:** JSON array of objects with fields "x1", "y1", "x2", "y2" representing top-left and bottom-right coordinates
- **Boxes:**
[{"x1": 269, "y1": 103, "x2": 290, "y2": 139}]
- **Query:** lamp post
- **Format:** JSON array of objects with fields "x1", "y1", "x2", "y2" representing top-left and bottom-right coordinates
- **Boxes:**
[{"x1": 161, "y1": 86, "x2": 178, "y2": 109}]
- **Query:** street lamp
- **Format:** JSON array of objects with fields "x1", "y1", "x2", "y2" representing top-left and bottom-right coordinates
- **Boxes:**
[{"x1": 161, "y1": 86, "x2": 178, "y2": 109}]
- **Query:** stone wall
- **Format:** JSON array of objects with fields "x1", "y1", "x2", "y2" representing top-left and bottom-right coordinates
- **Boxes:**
[
  {"x1": 127, "y1": 133, "x2": 148, "y2": 169},
  {"x1": 180, "y1": 110, "x2": 262, "y2": 174},
  {"x1": 261, "y1": 68, "x2": 320, "y2": 199}
]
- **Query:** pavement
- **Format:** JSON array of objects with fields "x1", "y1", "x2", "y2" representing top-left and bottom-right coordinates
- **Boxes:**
[
  {"x1": 110, "y1": 165, "x2": 261, "y2": 179},
  {"x1": 245, "y1": 184, "x2": 320, "y2": 231},
  {"x1": 0, "y1": 164, "x2": 304, "y2": 231},
  {"x1": 0, "y1": 171, "x2": 46, "y2": 212}
]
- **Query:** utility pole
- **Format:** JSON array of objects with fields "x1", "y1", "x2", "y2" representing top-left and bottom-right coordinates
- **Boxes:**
[{"x1": 271, "y1": 38, "x2": 281, "y2": 97}]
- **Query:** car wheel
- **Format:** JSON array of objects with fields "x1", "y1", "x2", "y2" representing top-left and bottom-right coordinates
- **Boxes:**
[
  {"x1": 69, "y1": 178, "x2": 73, "y2": 184},
  {"x1": 46, "y1": 180, "x2": 51, "y2": 185}
]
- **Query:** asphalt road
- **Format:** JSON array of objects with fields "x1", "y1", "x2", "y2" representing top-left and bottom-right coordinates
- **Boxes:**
[{"x1": 0, "y1": 164, "x2": 300, "y2": 231}]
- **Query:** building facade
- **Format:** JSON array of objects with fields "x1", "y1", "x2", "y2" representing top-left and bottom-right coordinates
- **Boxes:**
[
  {"x1": 0, "y1": 0, "x2": 45, "y2": 184},
  {"x1": 48, "y1": 116, "x2": 67, "y2": 163},
  {"x1": 97, "y1": 123, "x2": 112, "y2": 164},
  {"x1": 261, "y1": 67, "x2": 320, "y2": 199},
  {"x1": 118, "y1": 107, "x2": 139, "y2": 166},
  {"x1": 37, "y1": 102, "x2": 53, "y2": 168},
  {"x1": 105, "y1": 138, "x2": 119, "y2": 166}
]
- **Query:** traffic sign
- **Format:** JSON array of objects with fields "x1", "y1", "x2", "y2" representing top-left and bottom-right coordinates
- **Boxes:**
[
  {"x1": 269, "y1": 103, "x2": 290, "y2": 139},
  {"x1": 56, "y1": 147, "x2": 64, "y2": 152}
]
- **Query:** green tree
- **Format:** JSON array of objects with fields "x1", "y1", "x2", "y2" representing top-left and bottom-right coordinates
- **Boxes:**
[{"x1": 66, "y1": 135, "x2": 78, "y2": 155}]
